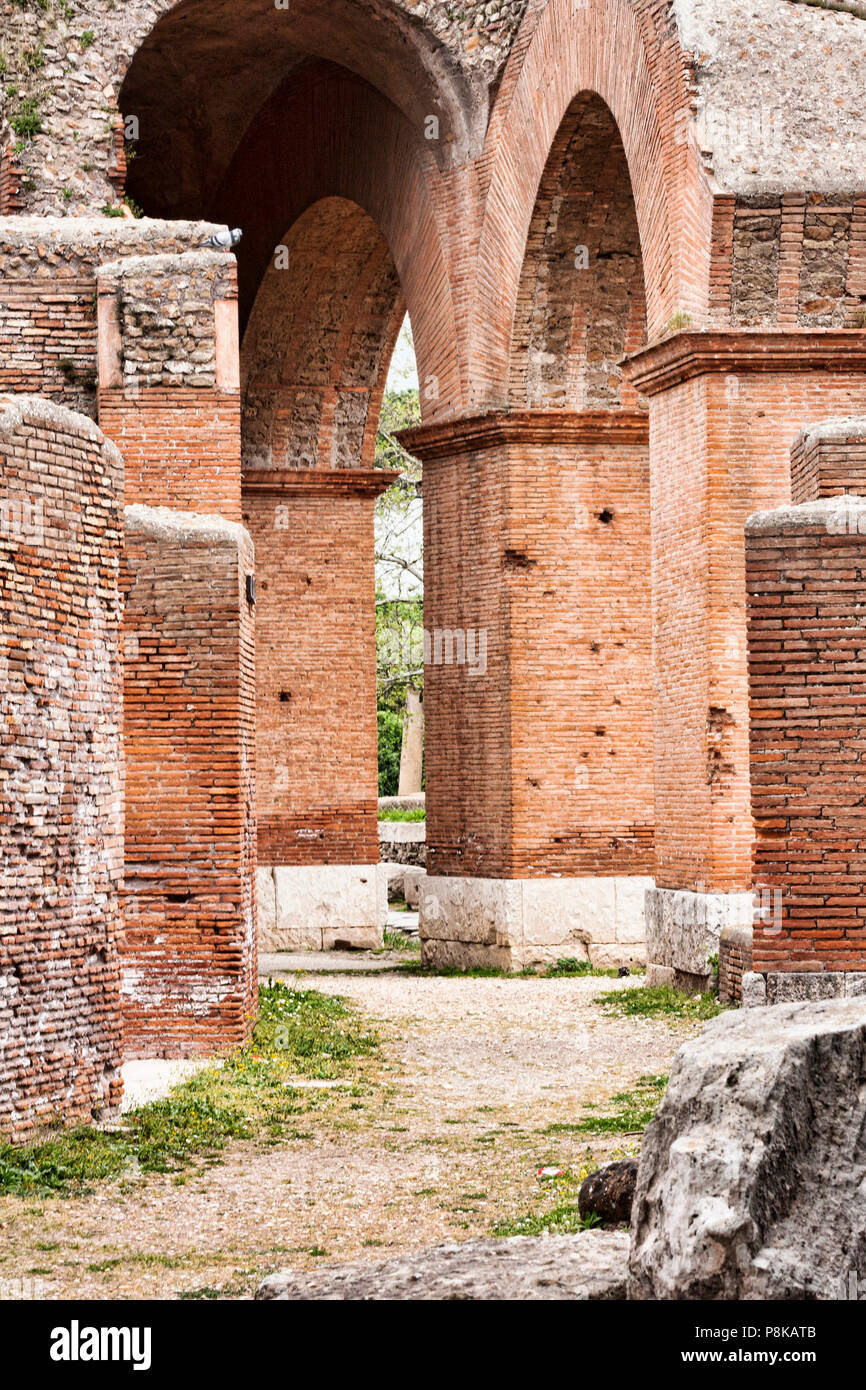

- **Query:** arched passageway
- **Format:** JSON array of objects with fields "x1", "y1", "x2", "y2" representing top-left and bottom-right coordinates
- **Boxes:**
[
  {"x1": 118, "y1": 4, "x2": 463, "y2": 949},
  {"x1": 241, "y1": 197, "x2": 404, "y2": 945},
  {"x1": 406, "y1": 89, "x2": 654, "y2": 967}
]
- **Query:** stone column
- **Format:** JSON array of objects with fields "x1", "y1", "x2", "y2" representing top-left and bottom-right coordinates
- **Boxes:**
[
  {"x1": 398, "y1": 689, "x2": 424, "y2": 796},
  {"x1": 401, "y1": 410, "x2": 654, "y2": 971},
  {"x1": 243, "y1": 467, "x2": 397, "y2": 952},
  {"x1": 625, "y1": 332, "x2": 866, "y2": 991}
]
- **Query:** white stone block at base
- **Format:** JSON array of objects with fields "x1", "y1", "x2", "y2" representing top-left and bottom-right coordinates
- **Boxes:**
[
  {"x1": 258, "y1": 864, "x2": 386, "y2": 951},
  {"x1": 419, "y1": 875, "x2": 652, "y2": 970},
  {"x1": 645, "y1": 886, "x2": 754, "y2": 979}
]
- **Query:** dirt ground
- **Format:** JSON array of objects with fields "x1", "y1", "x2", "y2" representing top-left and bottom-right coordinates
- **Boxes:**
[{"x1": 0, "y1": 962, "x2": 699, "y2": 1300}]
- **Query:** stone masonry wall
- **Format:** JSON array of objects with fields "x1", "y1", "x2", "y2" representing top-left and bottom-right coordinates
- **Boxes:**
[
  {"x1": 121, "y1": 505, "x2": 257, "y2": 1058},
  {"x1": 0, "y1": 0, "x2": 528, "y2": 215},
  {"x1": 0, "y1": 396, "x2": 123, "y2": 1141}
]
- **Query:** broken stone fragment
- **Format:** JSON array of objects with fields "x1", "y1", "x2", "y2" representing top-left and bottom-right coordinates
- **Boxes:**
[
  {"x1": 579, "y1": 1160, "x2": 638, "y2": 1226},
  {"x1": 629, "y1": 996, "x2": 866, "y2": 1300}
]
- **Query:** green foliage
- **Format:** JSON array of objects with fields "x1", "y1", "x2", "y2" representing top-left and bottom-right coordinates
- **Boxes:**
[
  {"x1": 381, "y1": 928, "x2": 422, "y2": 953},
  {"x1": 493, "y1": 1204, "x2": 601, "y2": 1237},
  {"x1": 102, "y1": 204, "x2": 125, "y2": 218},
  {"x1": 80, "y1": 31, "x2": 95, "y2": 49},
  {"x1": 492, "y1": 1154, "x2": 601, "y2": 1237},
  {"x1": 10, "y1": 98, "x2": 42, "y2": 139},
  {"x1": 375, "y1": 387, "x2": 421, "y2": 473},
  {"x1": 377, "y1": 806, "x2": 426, "y2": 822},
  {"x1": 545, "y1": 1075, "x2": 668, "y2": 1136},
  {"x1": 595, "y1": 985, "x2": 725, "y2": 1021},
  {"x1": 663, "y1": 310, "x2": 692, "y2": 336},
  {"x1": 377, "y1": 707, "x2": 403, "y2": 796},
  {"x1": 0, "y1": 983, "x2": 378, "y2": 1197}
]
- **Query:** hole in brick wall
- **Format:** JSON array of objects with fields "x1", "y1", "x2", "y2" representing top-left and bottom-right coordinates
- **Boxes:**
[
  {"x1": 590, "y1": 642, "x2": 601, "y2": 653},
  {"x1": 597, "y1": 508, "x2": 614, "y2": 524},
  {"x1": 595, "y1": 726, "x2": 606, "y2": 736},
  {"x1": 503, "y1": 549, "x2": 536, "y2": 570},
  {"x1": 167, "y1": 892, "x2": 192, "y2": 903},
  {"x1": 280, "y1": 691, "x2": 291, "y2": 702}
]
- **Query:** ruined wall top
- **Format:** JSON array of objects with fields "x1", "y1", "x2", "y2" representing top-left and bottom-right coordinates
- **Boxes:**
[
  {"x1": 674, "y1": 0, "x2": 866, "y2": 193},
  {"x1": 0, "y1": 0, "x2": 864, "y2": 216}
]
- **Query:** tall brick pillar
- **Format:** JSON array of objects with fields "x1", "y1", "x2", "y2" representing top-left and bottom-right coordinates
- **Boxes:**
[
  {"x1": 97, "y1": 251, "x2": 258, "y2": 1056},
  {"x1": 0, "y1": 397, "x2": 124, "y2": 1138},
  {"x1": 745, "y1": 417, "x2": 866, "y2": 1006},
  {"x1": 626, "y1": 333, "x2": 866, "y2": 991},
  {"x1": 243, "y1": 467, "x2": 396, "y2": 951},
  {"x1": 401, "y1": 411, "x2": 654, "y2": 971}
]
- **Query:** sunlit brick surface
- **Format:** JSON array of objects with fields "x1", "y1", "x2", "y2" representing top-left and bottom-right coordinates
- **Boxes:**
[{"x1": 0, "y1": 398, "x2": 123, "y2": 1140}]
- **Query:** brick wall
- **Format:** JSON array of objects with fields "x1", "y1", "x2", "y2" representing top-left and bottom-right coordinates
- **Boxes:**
[
  {"x1": 122, "y1": 506, "x2": 257, "y2": 1056},
  {"x1": 0, "y1": 396, "x2": 123, "y2": 1141},
  {"x1": 97, "y1": 251, "x2": 242, "y2": 521},
  {"x1": 0, "y1": 219, "x2": 228, "y2": 420},
  {"x1": 791, "y1": 417, "x2": 866, "y2": 504},
  {"x1": 242, "y1": 472, "x2": 390, "y2": 867},
  {"x1": 405, "y1": 412, "x2": 653, "y2": 879},
  {"x1": 718, "y1": 923, "x2": 753, "y2": 1005},
  {"x1": 628, "y1": 334, "x2": 866, "y2": 897},
  {"x1": 747, "y1": 495, "x2": 866, "y2": 975}
]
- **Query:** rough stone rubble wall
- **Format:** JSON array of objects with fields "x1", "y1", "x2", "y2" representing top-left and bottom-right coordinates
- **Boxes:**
[{"x1": 0, "y1": 396, "x2": 123, "y2": 1141}]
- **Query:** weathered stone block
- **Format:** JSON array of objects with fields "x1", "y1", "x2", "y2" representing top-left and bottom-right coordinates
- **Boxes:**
[
  {"x1": 257, "y1": 1230, "x2": 630, "y2": 1301},
  {"x1": 630, "y1": 997, "x2": 866, "y2": 1300},
  {"x1": 265, "y1": 864, "x2": 384, "y2": 951}
]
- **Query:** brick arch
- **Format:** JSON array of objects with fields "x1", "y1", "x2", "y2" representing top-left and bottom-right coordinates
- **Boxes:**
[
  {"x1": 475, "y1": 0, "x2": 709, "y2": 406},
  {"x1": 508, "y1": 91, "x2": 647, "y2": 412},
  {"x1": 241, "y1": 197, "x2": 405, "y2": 471},
  {"x1": 209, "y1": 62, "x2": 463, "y2": 420},
  {"x1": 118, "y1": 0, "x2": 486, "y2": 195}
]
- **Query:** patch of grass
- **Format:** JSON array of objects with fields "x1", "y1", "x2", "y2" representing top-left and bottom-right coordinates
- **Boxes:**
[
  {"x1": 549, "y1": 1074, "x2": 668, "y2": 1137},
  {"x1": 492, "y1": 1154, "x2": 600, "y2": 1237},
  {"x1": 80, "y1": 30, "x2": 95, "y2": 49},
  {"x1": 595, "y1": 984, "x2": 725, "y2": 1021},
  {"x1": 493, "y1": 1205, "x2": 601, "y2": 1237},
  {"x1": 662, "y1": 310, "x2": 692, "y2": 336},
  {"x1": 378, "y1": 807, "x2": 426, "y2": 821},
  {"x1": 10, "y1": 98, "x2": 42, "y2": 140},
  {"x1": 543, "y1": 957, "x2": 620, "y2": 979},
  {"x1": 0, "y1": 983, "x2": 378, "y2": 1197},
  {"x1": 394, "y1": 957, "x2": 620, "y2": 980},
  {"x1": 381, "y1": 928, "x2": 421, "y2": 954}
]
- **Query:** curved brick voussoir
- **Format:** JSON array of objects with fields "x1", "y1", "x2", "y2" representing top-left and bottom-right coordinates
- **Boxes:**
[
  {"x1": 629, "y1": 997, "x2": 866, "y2": 1300},
  {"x1": 0, "y1": 394, "x2": 124, "y2": 1142}
]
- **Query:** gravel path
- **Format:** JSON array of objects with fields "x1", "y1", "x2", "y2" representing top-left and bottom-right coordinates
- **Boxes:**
[{"x1": 0, "y1": 966, "x2": 697, "y2": 1300}]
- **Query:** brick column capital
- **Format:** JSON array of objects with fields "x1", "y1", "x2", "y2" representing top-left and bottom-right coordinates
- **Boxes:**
[
  {"x1": 399, "y1": 409, "x2": 649, "y2": 461},
  {"x1": 242, "y1": 466, "x2": 399, "y2": 499},
  {"x1": 624, "y1": 331, "x2": 866, "y2": 398}
]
